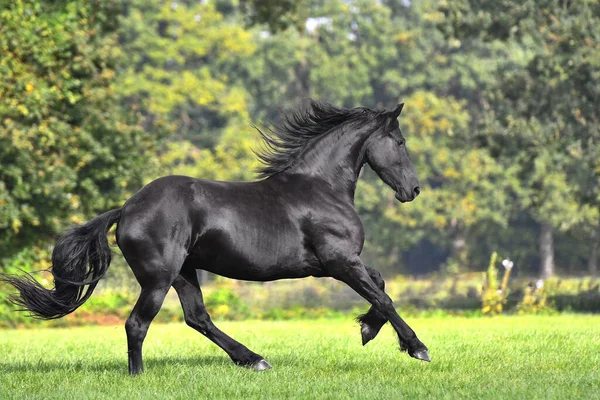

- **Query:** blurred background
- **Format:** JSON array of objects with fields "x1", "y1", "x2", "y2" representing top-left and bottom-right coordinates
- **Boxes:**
[{"x1": 0, "y1": 0, "x2": 598, "y2": 327}]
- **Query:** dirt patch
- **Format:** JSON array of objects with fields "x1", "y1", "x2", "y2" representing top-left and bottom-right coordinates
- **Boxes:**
[{"x1": 66, "y1": 313, "x2": 125, "y2": 326}]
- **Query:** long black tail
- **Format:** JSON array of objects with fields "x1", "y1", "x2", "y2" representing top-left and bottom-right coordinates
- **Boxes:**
[{"x1": 1, "y1": 208, "x2": 121, "y2": 319}]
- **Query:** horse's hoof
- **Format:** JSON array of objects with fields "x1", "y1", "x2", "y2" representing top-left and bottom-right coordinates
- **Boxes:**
[
  {"x1": 252, "y1": 359, "x2": 272, "y2": 371},
  {"x1": 410, "y1": 349, "x2": 431, "y2": 362},
  {"x1": 361, "y1": 324, "x2": 378, "y2": 346}
]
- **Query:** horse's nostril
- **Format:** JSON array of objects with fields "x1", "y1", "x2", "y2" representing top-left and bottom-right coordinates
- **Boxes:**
[{"x1": 414, "y1": 187, "x2": 420, "y2": 196}]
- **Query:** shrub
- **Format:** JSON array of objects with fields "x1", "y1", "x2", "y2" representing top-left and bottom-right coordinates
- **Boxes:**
[
  {"x1": 544, "y1": 278, "x2": 600, "y2": 313},
  {"x1": 0, "y1": 246, "x2": 53, "y2": 328},
  {"x1": 481, "y1": 252, "x2": 513, "y2": 315},
  {"x1": 205, "y1": 287, "x2": 252, "y2": 320},
  {"x1": 516, "y1": 281, "x2": 554, "y2": 315}
]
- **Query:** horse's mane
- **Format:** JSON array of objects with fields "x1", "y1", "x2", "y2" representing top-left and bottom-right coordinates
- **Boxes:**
[{"x1": 255, "y1": 100, "x2": 383, "y2": 178}]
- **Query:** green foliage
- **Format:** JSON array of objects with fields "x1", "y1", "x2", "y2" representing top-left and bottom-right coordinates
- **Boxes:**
[
  {"x1": 517, "y1": 283, "x2": 553, "y2": 315},
  {"x1": 117, "y1": 0, "x2": 256, "y2": 147},
  {"x1": 205, "y1": 287, "x2": 252, "y2": 320},
  {"x1": 2, "y1": 0, "x2": 599, "y2": 290},
  {"x1": 543, "y1": 277, "x2": 600, "y2": 313},
  {"x1": 3, "y1": 272, "x2": 599, "y2": 328},
  {"x1": 436, "y1": 0, "x2": 600, "y2": 275},
  {"x1": 0, "y1": 246, "x2": 52, "y2": 327},
  {"x1": 0, "y1": 0, "x2": 154, "y2": 257},
  {"x1": 480, "y1": 252, "x2": 505, "y2": 315},
  {"x1": 240, "y1": 0, "x2": 307, "y2": 32},
  {"x1": 81, "y1": 290, "x2": 135, "y2": 316}
]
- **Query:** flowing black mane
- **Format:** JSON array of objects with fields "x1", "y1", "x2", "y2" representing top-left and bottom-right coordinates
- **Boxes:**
[{"x1": 255, "y1": 100, "x2": 383, "y2": 178}]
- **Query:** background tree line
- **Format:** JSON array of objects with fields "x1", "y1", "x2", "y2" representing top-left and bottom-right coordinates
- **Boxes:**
[{"x1": 0, "y1": 0, "x2": 598, "y2": 279}]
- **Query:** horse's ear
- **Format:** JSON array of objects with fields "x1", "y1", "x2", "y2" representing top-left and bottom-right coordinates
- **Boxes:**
[{"x1": 392, "y1": 103, "x2": 404, "y2": 119}]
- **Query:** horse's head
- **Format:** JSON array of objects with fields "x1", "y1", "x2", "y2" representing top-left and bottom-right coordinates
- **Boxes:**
[{"x1": 365, "y1": 103, "x2": 420, "y2": 203}]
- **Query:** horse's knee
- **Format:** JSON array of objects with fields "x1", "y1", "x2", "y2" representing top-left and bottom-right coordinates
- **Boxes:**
[
  {"x1": 184, "y1": 311, "x2": 212, "y2": 334},
  {"x1": 372, "y1": 271, "x2": 385, "y2": 289},
  {"x1": 365, "y1": 266, "x2": 385, "y2": 290}
]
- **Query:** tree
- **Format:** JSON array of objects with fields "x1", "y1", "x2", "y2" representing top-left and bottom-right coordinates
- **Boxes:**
[
  {"x1": 117, "y1": 0, "x2": 257, "y2": 148},
  {"x1": 239, "y1": 0, "x2": 519, "y2": 274},
  {"x1": 437, "y1": 0, "x2": 600, "y2": 277},
  {"x1": 0, "y1": 0, "x2": 154, "y2": 259},
  {"x1": 239, "y1": 0, "x2": 308, "y2": 32}
]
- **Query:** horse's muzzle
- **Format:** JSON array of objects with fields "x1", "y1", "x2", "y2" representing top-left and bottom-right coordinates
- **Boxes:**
[
  {"x1": 395, "y1": 191, "x2": 414, "y2": 203},
  {"x1": 395, "y1": 186, "x2": 420, "y2": 203}
]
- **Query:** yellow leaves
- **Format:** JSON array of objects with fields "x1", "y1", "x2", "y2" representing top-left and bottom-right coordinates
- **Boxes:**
[
  {"x1": 220, "y1": 87, "x2": 250, "y2": 118},
  {"x1": 212, "y1": 304, "x2": 230, "y2": 319},
  {"x1": 70, "y1": 215, "x2": 84, "y2": 224},
  {"x1": 394, "y1": 31, "x2": 416, "y2": 45},
  {"x1": 12, "y1": 219, "x2": 21, "y2": 233},
  {"x1": 448, "y1": 38, "x2": 461, "y2": 49},
  {"x1": 434, "y1": 215, "x2": 447, "y2": 229},
  {"x1": 220, "y1": 29, "x2": 257, "y2": 56},
  {"x1": 17, "y1": 104, "x2": 29, "y2": 116},
  {"x1": 101, "y1": 69, "x2": 116, "y2": 81},
  {"x1": 69, "y1": 194, "x2": 80, "y2": 209},
  {"x1": 66, "y1": 92, "x2": 78, "y2": 104},
  {"x1": 443, "y1": 168, "x2": 461, "y2": 179},
  {"x1": 423, "y1": 11, "x2": 445, "y2": 23},
  {"x1": 405, "y1": 218, "x2": 418, "y2": 228},
  {"x1": 10, "y1": 128, "x2": 34, "y2": 151},
  {"x1": 461, "y1": 192, "x2": 477, "y2": 214},
  {"x1": 25, "y1": 82, "x2": 33, "y2": 92},
  {"x1": 437, "y1": 148, "x2": 449, "y2": 164},
  {"x1": 403, "y1": 91, "x2": 469, "y2": 138},
  {"x1": 37, "y1": 257, "x2": 51, "y2": 272}
]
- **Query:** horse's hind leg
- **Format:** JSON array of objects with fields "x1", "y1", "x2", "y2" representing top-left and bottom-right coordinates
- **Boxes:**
[
  {"x1": 357, "y1": 265, "x2": 388, "y2": 345},
  {"x1": 126, "y1": 283, "x2": 172, "y2": 375},
  {"x1": 123, "y1": 251, "x2": 185, "y2": 375},
  {"x1": 172, "y1": 269, "x2": 271, "y2": 371}
]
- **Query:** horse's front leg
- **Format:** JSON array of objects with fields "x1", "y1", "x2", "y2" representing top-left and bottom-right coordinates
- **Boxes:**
[
  {"x1": 357, "y1": 265, "x2": 388, "y2": 346},
  {"x1": 330, "y1": 257, "x2": 430, "y2": 362}
]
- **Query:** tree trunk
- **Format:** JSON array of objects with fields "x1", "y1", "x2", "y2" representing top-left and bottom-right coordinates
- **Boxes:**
[
  {"x1": 452, "y1": 229, "x2": 467, "y2": 267},
  {"x1": 589, "y1": 228, "x2": 598, "y2": 276},
  {"x1": 444, "y1": 222, "x2": 467, "y2": 275},
  {"x1": 539, "y1": 222, "x2": 555, "y2": 278}
]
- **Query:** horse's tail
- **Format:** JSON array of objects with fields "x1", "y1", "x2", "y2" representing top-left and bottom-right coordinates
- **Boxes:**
[{"x1": 1, "y1": 208, "x2": 121, "y2": 319}]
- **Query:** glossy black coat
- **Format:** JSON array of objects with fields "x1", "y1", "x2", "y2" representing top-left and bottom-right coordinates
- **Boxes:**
[{"x1": 3, "y1": 101, "x2": 429, "y2": 374}]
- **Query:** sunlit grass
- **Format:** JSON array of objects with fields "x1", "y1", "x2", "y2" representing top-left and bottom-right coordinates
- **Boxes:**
[{"x1": 1, "y1": 315, "x2": 599, "y2": 399}]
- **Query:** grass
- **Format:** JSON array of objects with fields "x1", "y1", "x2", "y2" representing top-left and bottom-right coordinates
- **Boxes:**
[{"x1": 1, "y1": 315, "x2": 599, "y2": 399}]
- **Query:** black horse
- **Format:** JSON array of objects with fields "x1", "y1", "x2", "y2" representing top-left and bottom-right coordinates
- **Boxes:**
[{"x1": 2, "y1": 100, "x2": 429, "y2": 374}]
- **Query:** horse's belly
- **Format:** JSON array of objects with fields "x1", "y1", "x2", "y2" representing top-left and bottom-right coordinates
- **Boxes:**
[
  {"x1": 191, "y1": 249, "x2": 319, "y2": 281},
  {"x1": 200, "y1": 260, "x2": 317, "y2": 281},
  {"x1": 188, "y1": 222, "x2": 320, "y2": 281}
]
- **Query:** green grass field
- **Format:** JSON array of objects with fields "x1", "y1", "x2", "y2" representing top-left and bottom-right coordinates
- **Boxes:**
[{"x1": 1, "y1": 315, "x2": 599, "y2": 399}]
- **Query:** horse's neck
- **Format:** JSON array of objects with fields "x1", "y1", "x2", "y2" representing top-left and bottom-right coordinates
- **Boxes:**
[{"x1": 287, "y1": 124, "x2": 372, "y2": 199}]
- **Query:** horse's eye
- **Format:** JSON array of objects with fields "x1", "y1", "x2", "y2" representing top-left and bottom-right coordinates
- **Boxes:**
[{"x1": 399, "y1": 139, "x2": 405, "y2": 146}]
